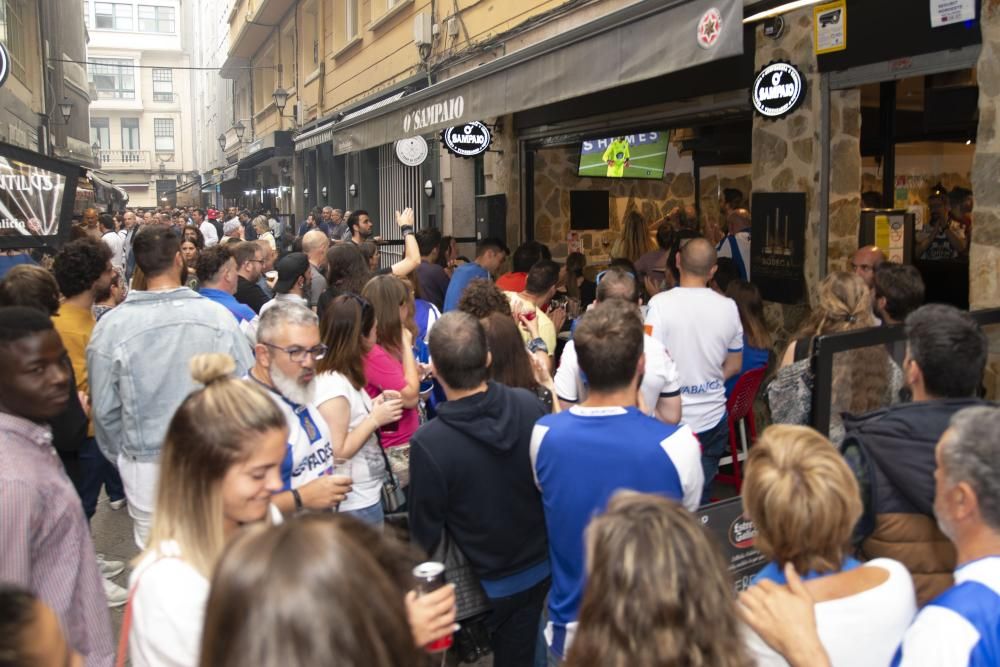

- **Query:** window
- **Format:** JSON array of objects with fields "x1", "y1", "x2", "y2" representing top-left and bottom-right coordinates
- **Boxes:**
[
  {"x1": 138, "y1": 5, "x2": 175, "y2": 33},
  {"x1": 280, "y1": 23, "x2": 296, "y2": 89},
  {"x1": 94, "y1": 2, "x2": 132, "y2": 30},
  {"x1": 89, "y1": 58, "x2": 135, "y2": 99},
  {"x1": 154, "y1": 118, "x2": 174, "y2": 151},
  {"x1": 90, "y1": 117, "x2": 110, "y2": 149},
  {"x1": 121, "y1": 118, "x2": 140, "y2": 150},
  {"x1": 302, "y1": 0, "x2": 318, "y2": 67},
  {"x1": 346, "y1": 0, "x2": 358, "y2": 40},
  {"x1": 0, "y1": 0, "x2": 27, "y2": 82},
  {"x1": 152, "y1": 68, "x2": 173, "y2": 102},
  {"x1": 252, "y1": 47, "x2": 275, "y2": 112}
]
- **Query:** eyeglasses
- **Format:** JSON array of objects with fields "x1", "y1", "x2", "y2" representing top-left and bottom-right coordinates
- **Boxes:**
[
  {"x1": 261, "y1": 342, "x2": 328, "y2": 363},
  {"x1": 596, "y1": 269, "x2": 636, "y2": 284}
]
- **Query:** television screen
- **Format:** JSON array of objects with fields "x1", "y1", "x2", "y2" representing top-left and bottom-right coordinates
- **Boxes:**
[
  {"x1": 0, "y1": 142, "x2": 78, "y2": 250},
  {"x1": 578, "y1": 131, "x2": 670, "y2": 180}
]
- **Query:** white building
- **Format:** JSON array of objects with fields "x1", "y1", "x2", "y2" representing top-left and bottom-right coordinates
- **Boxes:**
[
  {"x1": 186, "y1": 0, "x2": 233, "y2": 209},
  {"x1": 84, "y1": 0, "x2": 196, "y2": 207}
]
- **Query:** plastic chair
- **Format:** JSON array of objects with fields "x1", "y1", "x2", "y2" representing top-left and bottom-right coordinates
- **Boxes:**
[{"x1": 716, "y1": 366, "x2": 768, "y2": 492}]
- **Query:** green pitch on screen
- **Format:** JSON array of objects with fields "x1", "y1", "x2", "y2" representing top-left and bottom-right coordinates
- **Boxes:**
[{"x1": 578, "y1": 133, "x2": 671, "y2": 180}]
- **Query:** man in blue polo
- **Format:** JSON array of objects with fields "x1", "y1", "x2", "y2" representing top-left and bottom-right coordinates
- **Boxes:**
[
  {"x1": 196, "y1": 244, "x2": 257, "y2": 341},
  {"x1": 442, "y1": 238, "x2": 507, "y2": 312},
  {"x1": 531, "y1": 299, "x2": 703, "y2": 662}
]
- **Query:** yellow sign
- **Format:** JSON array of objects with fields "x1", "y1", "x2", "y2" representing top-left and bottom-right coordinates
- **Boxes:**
[{"x1": 814, "y1": 1, "x2": 847, "y2": 55}]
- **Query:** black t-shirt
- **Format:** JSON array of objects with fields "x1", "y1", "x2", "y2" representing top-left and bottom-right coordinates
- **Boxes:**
[{"x1": 235, "y1": 276, "x2": 270, "y2": 313}]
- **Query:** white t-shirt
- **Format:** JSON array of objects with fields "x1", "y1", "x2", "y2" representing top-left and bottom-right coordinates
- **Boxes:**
[
  {"x1": 199, "y1": 220, "x2": 219, "y2": 247},
  {"x1": 644, "y1": 287, "x2": 743, "y2": 433},
  {"x1": 102, "y1": 231, "x2": 125, "y2": 271},
  {"x1": 744, "y1": 558, "x2": 917, "y2": 667},
  {"x1": 313, "y1": 371, "x2": 386, "y2": 512},
  {"x1": 554, "y1": 334, "x2": 681, "y2": 418},
  {"x1": 129, "y1": 541, "x2": 209, "y2": 667}
]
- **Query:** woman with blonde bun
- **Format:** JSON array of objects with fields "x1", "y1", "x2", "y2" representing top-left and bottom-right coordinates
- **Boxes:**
[
  {"x1": 124, "y1": 353, "x2": 289, "y2": 667},
  {"x1": 768, "y1": 271, "x2": 901, "y2": 442}
]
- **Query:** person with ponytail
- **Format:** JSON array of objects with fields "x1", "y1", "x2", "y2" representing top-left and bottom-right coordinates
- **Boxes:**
[
  {"x1": 124, "y1": 353, "x2": 289, "y2": 667},
  {"x1": 767, "y1": 272, "x2": 902, "y2": 442}
]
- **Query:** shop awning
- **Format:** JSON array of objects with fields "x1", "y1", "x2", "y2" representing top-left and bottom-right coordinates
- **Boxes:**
[
  {"x1": 324, "y1": 0, "x2": 742, "y2": 155},
  {"x1": 238, "y1": 131, "x2": 294, "y2": 170}
]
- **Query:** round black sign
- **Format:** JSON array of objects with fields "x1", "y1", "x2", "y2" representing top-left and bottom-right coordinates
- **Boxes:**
[
  {"x1": 751, "y1": 61, "x2": 806, "y2": 119},
  {"x1": 441, "y1": 121, "x2": 492, "y2": 158},
  {"x1": 0, "y1": 43, "x2": 10, "y2": 90}
]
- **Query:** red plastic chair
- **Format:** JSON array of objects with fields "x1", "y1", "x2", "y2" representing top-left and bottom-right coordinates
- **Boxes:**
[{"x1": 716, "y1": 366, "x2": 768, "y2": 493}]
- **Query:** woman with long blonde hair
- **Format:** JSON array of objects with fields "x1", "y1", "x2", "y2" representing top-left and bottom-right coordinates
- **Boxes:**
[
  {"x1": 611, "y1": 210, "x2": 654, "y2": 262},
  {"x1": 565, "y1": 491, "x2": 752, "y2": 667},
  {"x1": 768, "y1": 271, "x2": 901, "y2": 441},
  {"x1": 125, "y1": 353, "x2": 288, "y2": 667}
]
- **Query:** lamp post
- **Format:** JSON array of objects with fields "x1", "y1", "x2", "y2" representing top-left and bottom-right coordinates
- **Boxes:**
[
  {"x1": 58, "y1": 98, "x2": 74, "y2": 124},
  {"x1": 217, "y1": 133, "x2": 227, "y2": 150},
  {"x1": 272, "y1": 87, "x2": 289, "y2": 113},
  {"x1": 234, "y1": 120, "x2": 246, "y2": 141}
]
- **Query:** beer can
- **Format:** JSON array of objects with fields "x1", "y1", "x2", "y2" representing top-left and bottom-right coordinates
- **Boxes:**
[{"x1": 412, "y1": 561, "x2": 453, "y2": 653}]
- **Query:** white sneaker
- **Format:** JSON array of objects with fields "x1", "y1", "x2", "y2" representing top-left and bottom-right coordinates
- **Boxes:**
[
  {"x1": 96, "y1": 554, "x2": 125, "y2": 579},
  {"x1": 103, "y1": 578, "x2": 128, "y2": 608},
  {"x1": 108, "y1": 498, "x2": 127, "y2": 511}
]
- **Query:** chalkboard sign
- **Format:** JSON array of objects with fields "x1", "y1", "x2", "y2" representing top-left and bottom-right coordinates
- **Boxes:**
[
  {"x1": 750, "y1": 192, "x2": 807, "y2": 304},
  {"x1": 698, "y1": 497, "x2": 768, "y2": 593}
]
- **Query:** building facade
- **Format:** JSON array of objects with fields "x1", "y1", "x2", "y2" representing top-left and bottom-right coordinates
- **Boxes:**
[
  {"x1": 85, "y1": 0, "x2": 196, "y2": 207},
  {"x1": 0, "y1": 0, "x2": 94, "y2": 167}
]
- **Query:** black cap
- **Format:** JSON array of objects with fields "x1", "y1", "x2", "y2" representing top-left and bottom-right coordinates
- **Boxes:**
[{"x1": 274, "y1": 252, "x2": 310, "y2": 293}]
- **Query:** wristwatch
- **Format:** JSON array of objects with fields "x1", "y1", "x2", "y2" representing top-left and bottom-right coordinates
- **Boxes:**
[
  {"x1": 291, "y1": 487, "x2": 303, "y2": 511},
  {"x1": 399, "y1": 224, "x2": 415, "y2": 237}
]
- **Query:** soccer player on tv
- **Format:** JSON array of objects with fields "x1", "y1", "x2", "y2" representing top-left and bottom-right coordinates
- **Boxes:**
[{"x1": 602, "y1": 137, "x2": 631, "y2": 178}]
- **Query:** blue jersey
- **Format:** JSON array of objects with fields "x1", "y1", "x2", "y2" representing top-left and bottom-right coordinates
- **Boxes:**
[
  {"x1": 442, "y1": 262, "x2": 489, "y2": 312},
  {"x1": 530, "y1": 406, "x2": 704, "y2": 657},
  {"x1": 892, "y1": 556, "x2": 1000, "y2": 667}
]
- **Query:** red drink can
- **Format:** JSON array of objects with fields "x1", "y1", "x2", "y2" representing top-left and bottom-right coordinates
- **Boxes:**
[{"x1": 413, "y1": 561, "x2": 453, "y2": 653}]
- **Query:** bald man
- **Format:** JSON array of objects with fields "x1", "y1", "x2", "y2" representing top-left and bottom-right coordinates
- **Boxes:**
[
  {"x1": 717, "y1": 208, "x2": 751, "y2": 281},
  {"x1": 645, "y1": 237, "x2": 744, "y2": 503},
  {"x1": 851, "y1": 245, "x2": 886, "y2": 290},
  {"x1": 302, "y1": 229, "x2": 330, "y2": 308}
]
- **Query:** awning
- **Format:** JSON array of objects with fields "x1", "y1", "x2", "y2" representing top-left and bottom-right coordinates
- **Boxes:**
[
  {"x1": 326, "y1": 0, "x2": 742, "y2": 155},
  {"x1": 162, "y1": 179, "x2": 200, "y2": 196},
  {"x1": 238, "y1": 131, "x2": 294, "y2": 171},
  {"x1": 295, "y1": 89, "x2": 410, "y2": 152},
  {"x1": 221, "y1": 164, "x2": 240, "y2": 183}
]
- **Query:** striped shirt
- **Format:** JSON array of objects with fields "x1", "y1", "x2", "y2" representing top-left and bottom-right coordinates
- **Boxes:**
[{"x1": 0, "y1": 412, "x2": 115, "y2": 667}]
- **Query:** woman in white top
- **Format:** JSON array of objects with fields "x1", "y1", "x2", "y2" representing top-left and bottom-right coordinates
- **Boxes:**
[
  {"x1": 127, "y1": 353, "x2": 289, "y2": 667},
  {"x1": 314, "y1": 293, "x2": 403, "y2": 529},
  {"x1": 739, "y1": 425, "x2": 917, "y2": 667}
]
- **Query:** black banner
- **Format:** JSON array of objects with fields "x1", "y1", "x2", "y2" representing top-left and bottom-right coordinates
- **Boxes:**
[
  {"x1": 698, "y1": 497, "x2": 767, "y2": 593},
  {"x1": 750, "y1": 192, "x2": 806, "y2": 304}
]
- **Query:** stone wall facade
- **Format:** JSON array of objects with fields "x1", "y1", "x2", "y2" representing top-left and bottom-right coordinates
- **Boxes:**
[
  {"x1": 971, "y1": 0, "x2": 1000, "y2": 310},
  {"x1": 751, "y1": 8, "x2": 862, "y2": 343}
]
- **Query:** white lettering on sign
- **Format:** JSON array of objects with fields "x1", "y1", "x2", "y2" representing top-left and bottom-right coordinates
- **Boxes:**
[
  {"x1": 751, "y1": 61, "x2": 806, "y2": 119},
  {"x1": 403, "y1": 95, "x2": 465, "y2": 134},
  {"x1": 0, "y1": 174, "x2": 55, "y2": 192}
]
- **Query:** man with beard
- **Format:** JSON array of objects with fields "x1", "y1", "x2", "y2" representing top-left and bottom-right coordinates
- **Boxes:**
[
  {"x1": 346, "y1": 210, "x2": 375, "y2": 245},
  {"x1": 248, "y1": 302, "x2": 350, "y2": 514},
  {"x1": 841, "y1": 304, "x2": 990, "y2": 605},
  {"x1": 233, "y1": 241, "x2": 269, "y2": 313},
  {"x1": 88, "y1": 226, "x2": 253, "y2": 548}
]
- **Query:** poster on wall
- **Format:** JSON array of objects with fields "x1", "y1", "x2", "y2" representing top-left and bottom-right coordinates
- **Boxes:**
[
  {"x1": 814, "y1": 1, "x2": 847, "y2": 54},
  {"x1": 0, "y1": 142, "x2": 78, "y2": 250},
  {"x1": 750, "y1": 192, "x2": 807, "y2": 304},
  {"x1": 930, "y1": 0, "x2": 975, "y2": 28},
  {"x1": 698, "y1": 497, "x2": 768, "y2": 593}
]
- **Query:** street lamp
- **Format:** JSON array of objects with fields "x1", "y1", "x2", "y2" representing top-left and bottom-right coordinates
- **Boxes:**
[
  {"x1": 58, "y1": 98, "x2": 74, "y2": 124},
  {"x1": 233, "y1": 120, "x2": 246, "y2": 140},
  {"x1": 272, "y1": 87, "x2": 289, "y2": 113},
  {"x1": 217, "y1": 133, "x2": 227, "y2": 150}
]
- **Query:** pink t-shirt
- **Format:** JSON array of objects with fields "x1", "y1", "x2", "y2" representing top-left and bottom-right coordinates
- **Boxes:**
[{"x1": 363, "y1": 344, "x2": 419, "y2": 448}]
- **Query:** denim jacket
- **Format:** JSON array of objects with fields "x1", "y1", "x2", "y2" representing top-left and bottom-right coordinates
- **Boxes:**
[{"x1": 87, "y1": 287, "x2": 255, "y2": 462}]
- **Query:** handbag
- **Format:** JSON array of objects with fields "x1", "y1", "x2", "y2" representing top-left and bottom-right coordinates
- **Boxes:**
[
  {"x1": 376, "y1": 431, "x2": 406, "y2": 514},
  {"x1": 431, "y1": 530, "x2": 492, "y2": 622}
]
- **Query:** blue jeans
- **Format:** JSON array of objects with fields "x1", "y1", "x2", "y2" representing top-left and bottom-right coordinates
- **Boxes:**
[
  {"x1": 79, "y1": 437, "x2": 125, "y2": 520},
  {"x1": 340, "y1": 502, "x2": 384, "y2": 530},
  {"x1": 697, "y1": 415, "x2": 730, "y2": 505}
]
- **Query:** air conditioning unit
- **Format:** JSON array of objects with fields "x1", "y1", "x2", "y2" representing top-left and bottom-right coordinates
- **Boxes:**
[{"x1": 414, "y1": 12, "x2": 433, "y2": 47}]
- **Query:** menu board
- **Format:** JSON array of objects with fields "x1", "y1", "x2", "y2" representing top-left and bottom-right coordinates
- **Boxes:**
[
  {"x1": 698, "y1": 497, "x2": 768, "y2": 593},
  {"x1": 0, "y1": 142, "x2": 78, "y2": 249}
]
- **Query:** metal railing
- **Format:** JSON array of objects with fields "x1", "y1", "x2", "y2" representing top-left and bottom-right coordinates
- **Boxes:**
[{"x1": 810, "y1": 308, "x2": 1000, "y2": 436}]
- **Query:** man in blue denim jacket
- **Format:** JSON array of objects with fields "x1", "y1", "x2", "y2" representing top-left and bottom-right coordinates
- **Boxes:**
[{"x1": 87, "y1": 226, "x2": 254, "y2": 548}]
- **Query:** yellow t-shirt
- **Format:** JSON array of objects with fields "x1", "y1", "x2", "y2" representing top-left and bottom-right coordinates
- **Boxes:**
[
  {"x1": 505, "y1": 292, "x2": 557, "y2": 355},
  {"x1": 52, "y1": 302, "x2": 95, "y2": 435}
]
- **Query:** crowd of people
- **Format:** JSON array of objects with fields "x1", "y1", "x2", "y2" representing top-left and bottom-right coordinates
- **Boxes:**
[{"x1": 0, "y1": 195, "x2": 996, "y2": 667}]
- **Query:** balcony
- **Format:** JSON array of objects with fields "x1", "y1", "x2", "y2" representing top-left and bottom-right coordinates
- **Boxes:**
[
  {"x1": 228, "y1": 0, "x2": 295, "y2": 59},
  {"x1": 97, "y1": 150, "x2": 152, "y2": 171}
]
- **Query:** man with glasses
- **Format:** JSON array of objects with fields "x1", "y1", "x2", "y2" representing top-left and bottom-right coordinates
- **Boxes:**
[
  {"x1": 249, "y1": 302, "x2": 350, "y2": 515},
  {"x1": 88, "y1": 226, "x2": 253, "y2": 548},
  {"x1": 233, "y1": 241, "x2": 270, "y2": 313}
]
